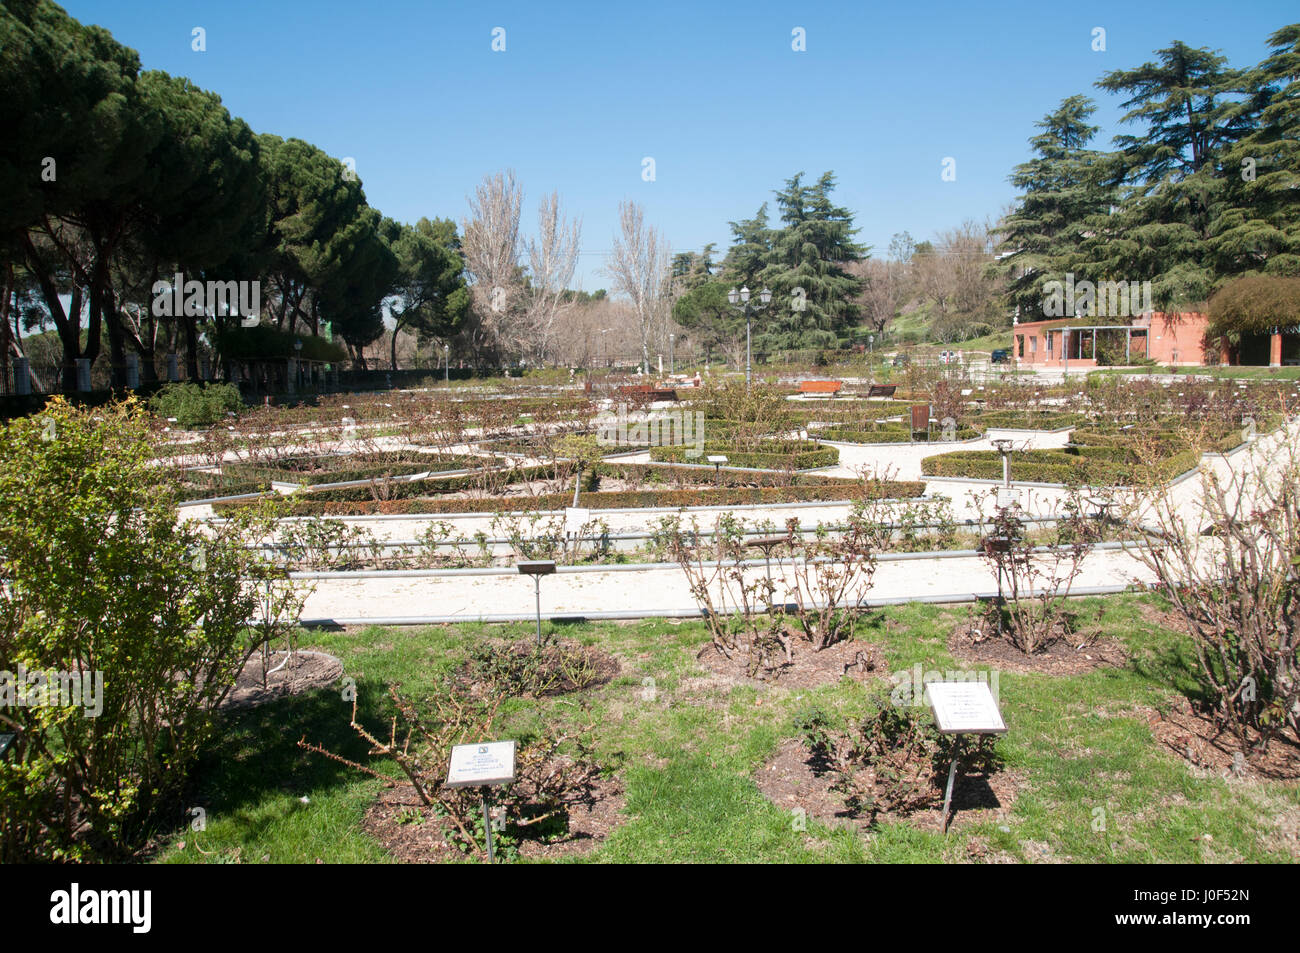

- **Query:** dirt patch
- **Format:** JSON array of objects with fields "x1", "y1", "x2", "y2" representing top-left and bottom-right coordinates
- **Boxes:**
[
  {"x1": 694, "y1": 637, "x2": 884, "y2": 689},
  {"x1": 948, "y1": 623, "x2": 1127, "y2": 676},
  {"x1": 755, "y1": 737, "x2": 1019, "y2": 835},
  {"x1": 1136, "y1": 696, "x2": 1300, "y2": 781},
  {"x1": 361, "y1": 775, "x2": 625, "y2": 863},
  {"x1": 220, "y1": 650, "x2": 343, "y2": 710},
  {"x1": 455, "y1": 638, "x2": 621, "y2": 698},
  {"x1": 1136, "y1": 600, "x2": 1192, "y2": 636}
]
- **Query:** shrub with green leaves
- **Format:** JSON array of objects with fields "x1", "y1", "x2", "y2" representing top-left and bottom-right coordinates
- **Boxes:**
[
  {"x1": 0, "y1": 398, "x2": 295, "y2": 861},
  {"x1": 148, "y1": 381, "x2": 244, "y2": 428}
]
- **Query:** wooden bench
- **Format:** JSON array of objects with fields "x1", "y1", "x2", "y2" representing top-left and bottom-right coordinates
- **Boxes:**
[
  {"x1": 866, "y1": 384, "x2": 897, "y2": 398},
  {"x1": 798, "y1": 379, "x2": 842, "y2": 396}
]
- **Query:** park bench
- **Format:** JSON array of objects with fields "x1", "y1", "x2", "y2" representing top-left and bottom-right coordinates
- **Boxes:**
[
  {"x1": 866, "y1": 384, "x2": 897, "y2": 398},
  {"x1": 798, "y1": 379, "x2": 842, "y2": 396}
]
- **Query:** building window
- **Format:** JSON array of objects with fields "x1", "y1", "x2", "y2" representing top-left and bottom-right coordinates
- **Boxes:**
[
  {"x1": 1046, "y1": 333, "x2": 1053, "y2": 354},
  {"x1": 1030, "y1": 336, "x2": 1037, "y2": 354},
  {"x1": 1017, "y1": 335, "x2": 1025, "y2": 358}
]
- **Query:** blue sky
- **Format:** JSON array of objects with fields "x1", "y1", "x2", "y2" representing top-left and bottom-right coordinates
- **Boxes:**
[{"x1": 61, "y1": 0, "x2": 1300, "y2": 289}]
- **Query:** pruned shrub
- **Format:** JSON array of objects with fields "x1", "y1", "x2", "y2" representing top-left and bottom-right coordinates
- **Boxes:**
[
  {"x1": 299, "y1": 685, "x2": 605, "y2": 861},
  {"x1": 796, "y1": 693, "x2": 1000, "y2": 822}
]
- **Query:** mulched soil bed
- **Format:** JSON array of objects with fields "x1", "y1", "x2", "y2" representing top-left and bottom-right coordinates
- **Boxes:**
[
  {"x1": 455, "y1": 639, "x2": 621, "y2": 698},
  {"x1": 755, "y1": 737, "x2": 1020, "y2": 835},
  {"x1": 1136, "y1": 695, "x2": 1300, "y2": 781},
  {"x1": 948, "y1": 624, "x2": 1128, "y2": 676},
  {"x1": 220, "y1": 650, "x2": 343, "y2": 710},
  {"x1": 361, "y1": 775, "x2": 625, "y2": 863},
  {"x1": 694, "y1": 636, "x2": 884, "y2": 689}
]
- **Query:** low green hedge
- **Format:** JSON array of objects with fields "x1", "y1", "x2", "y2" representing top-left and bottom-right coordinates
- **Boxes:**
[
  {"x1": 592, "y1": 460, "x2": 859, "y2": 487},
  {"x1": 176, "y1": 472, "x2": 270, "y2": 501},
  {"x1": 288, "y1": 464, "x2": 598, "y2": 503},
  {"x1": 648, "y1": 440, "x2": 839, "y2": 469},
  {"x1": 223, "y1": 452, "x2": 489, "y2": 486},
  {"x1": 920, "y1": 436, "x2": 1241, "y2": 485},
  {"x1": 970, "y1": 410, "x2": 1087, "y2": 430},
  {"x1": 817, "y1": 427, "x2": 981, "y2": 444},
  {"x1": 215, "y1": 480, "x2": 927, "y2": 517}
]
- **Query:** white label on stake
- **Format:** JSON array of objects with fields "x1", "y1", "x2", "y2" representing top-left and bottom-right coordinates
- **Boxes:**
[
  {"x1": 928, "y1": 682, "x2": 1006, "y2": 734},
  {"x1": 564, "y1": 507, "x2": 591, "y2": 536},
  {"x1": 446, "y1": 740, "x2": 517, "y2": 788}
]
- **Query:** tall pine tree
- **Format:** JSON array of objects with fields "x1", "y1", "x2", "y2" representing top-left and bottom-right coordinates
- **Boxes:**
[
  {"x1": 993, "y1": 96, "x2": 1116, "y2": 321},
  {"x1": 751, "y1": 172, "x2": 866, "y2": 350}
]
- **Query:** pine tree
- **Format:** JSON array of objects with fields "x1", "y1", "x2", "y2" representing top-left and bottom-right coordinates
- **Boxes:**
[
  {"x1": 755, "y1": 172, "x2": 866, "y2": 350},
  {"x1": 1087, "y1": 41, "x2": 1250, "y2": 307},
  {"x1": 993, "y1": 96, "x2": 1116, "y2": 321},
  {"x1": 1209, "y1": 24, "x2": 1300, "y2": 279}
]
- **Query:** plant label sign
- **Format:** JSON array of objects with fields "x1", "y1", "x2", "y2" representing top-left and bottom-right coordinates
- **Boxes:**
[
  {"x1": 997, "y1": 487, "x2": 1021, "y2": 510},
  {"x1": 564, "y1": 507, "x2": 591, "y2": 536},
  {"x1": 446, "y1": 740, "x2": 517, "y2": 789},
  {"x1": 928, "y1": 682, "x2": 1006, "y2": 735}
]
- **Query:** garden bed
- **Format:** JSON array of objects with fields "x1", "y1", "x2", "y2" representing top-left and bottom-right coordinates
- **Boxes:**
[
  {"x1": 650, "y1": 439, "x2": 838, "y2": 469},
  {"x1": 216, "y1": 480, "x2": 927, "y2": 516},
  {"x1": 755, "y1": 737, "x2": 1020, "y2": 836}
]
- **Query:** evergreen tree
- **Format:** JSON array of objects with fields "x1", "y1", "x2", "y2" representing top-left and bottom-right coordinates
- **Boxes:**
[
  {"x1": 1087, "y1": 41, "x2": 1250, "y2": 307},
  {"x1": 1210, "y1": 24, "x2": 1300, "y2": 279},
  {"x1": 756, "y1": 172, "x2": 866, "y2": 350},
  {"x1": 992, "y1": 96, "x2": 1116, "y2": 321}
]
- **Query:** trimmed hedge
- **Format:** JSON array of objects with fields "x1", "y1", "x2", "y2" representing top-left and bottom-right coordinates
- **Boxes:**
[
  {"x1": 649, "y1": 440, "x2": 839, "y2": 469},
  {"x1": 176, "y1": 472, "x2": 270, "y2": 501},
  {"x1": 222, "y1": 452, "x2": 490, "y2": 486},
  {"x1": 214, "y1": 326, "x2": 347, "y2": 363},
  {"x1": 215, "y1": 480, "x2": 927, "y2": 517},
  {"x1": 971, "y1": 410, "x2": 1087, "y2": 430},
  {"x1": 285, "y1": 464, "x2": 598, "y2": 503},
  {"x1": 921, "y1": 430, "x2": 1244, "y2": 485},
  {"x1": 592, "y1": 460, "x2": 860, "y2": 487},
  {"x1": 817, "y1": 427, "x2": 981, "y2": 444}
]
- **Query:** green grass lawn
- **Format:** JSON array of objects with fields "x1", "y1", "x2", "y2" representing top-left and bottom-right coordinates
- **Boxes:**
[{"x1": 157, "y1": 593, "x2": 1299, "y2": 864}]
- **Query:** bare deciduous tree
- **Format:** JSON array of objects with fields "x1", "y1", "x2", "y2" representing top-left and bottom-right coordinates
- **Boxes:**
[
  {"x1": 523, "y1": 192, "x2": 581, "y2": 365},
  {"x1": 849, "y1": 258, "x2": 908, "y2": 335},
  {"x1": 461, "y1": 171, "x2": 523, "y2": 360},
  {"x1": 604, "y1": 201, "x2": 671, "y2": 374},
  {"x1": 909, "y1": 220, "x2": 1004, "y2": 342}
]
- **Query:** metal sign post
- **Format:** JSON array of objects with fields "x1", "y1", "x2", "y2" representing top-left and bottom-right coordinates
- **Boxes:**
[
  {"x1": 927, "y1": 682, "x2": 1007, "y2": 833},
  {"x1": 517, "y1": 561, "x2": 556, "y2": 647},
  {"x1": 446, "y1": 741, "x2": 517, "y2": 863}
]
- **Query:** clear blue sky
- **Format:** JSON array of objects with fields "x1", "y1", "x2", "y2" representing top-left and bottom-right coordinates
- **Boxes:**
[{"x1": 61, "y1": 0, "x2": 1300, "y2": 289}]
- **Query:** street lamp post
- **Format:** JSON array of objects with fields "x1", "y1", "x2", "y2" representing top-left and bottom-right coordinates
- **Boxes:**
[
  {"x1": 869, "y1": 334, "x2": 874, "y2": 364},
  {"x1": 600, "y1": 329, "x2": 610, "y2": 369},
  {"x1": 727, "y1": 286, "x2": 772, "y2": 387},
  {"x1": 444, "y1": 343, "x2": 450, "y2": 383},
  {"x1": 669, "y1": 333, "x2": 675, "y2": 375}
]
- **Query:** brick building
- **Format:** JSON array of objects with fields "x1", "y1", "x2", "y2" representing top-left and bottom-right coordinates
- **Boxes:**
[{"x1": 1013, "y1": 313, "x2": 1214, "y2": 368}]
